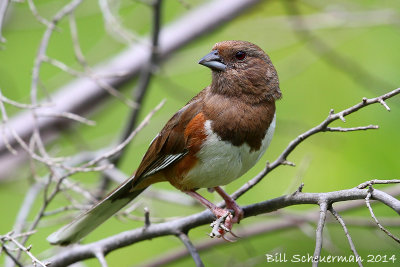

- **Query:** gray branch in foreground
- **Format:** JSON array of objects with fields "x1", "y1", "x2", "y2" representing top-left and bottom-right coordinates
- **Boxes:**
[
  {"x1": 0, "y1": 0, "x2": 261, "y2": 178},
  {"x1": 43, "y1": 88, "x2": 400, "y2": 266},
  {"x1": 312, "y1": 202, "x2": 328, "y2": 267},
  {"x1": 365, "y1": 189, "x2": 400, "y2": 243},
  {"x1": 142, "y1": 185, "x2": 400, "y2": 267},
  {"x1": 329, "y1": 207, "x2": 363, "y2": 267},
  {"x1": 44, "y1": 186, "x2": 400, "y2": 267},
  {"x1": 178, "y1": 232, "x2": 204, "y2": 267}
]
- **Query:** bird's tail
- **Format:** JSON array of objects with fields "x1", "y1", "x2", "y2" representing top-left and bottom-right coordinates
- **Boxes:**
[{"x1": 47, "y1": 177, "x2": 146, "y2": 245}]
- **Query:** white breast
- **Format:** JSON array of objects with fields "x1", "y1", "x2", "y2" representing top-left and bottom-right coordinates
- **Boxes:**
[{"x1": 182, "y1": 113, "x2": 276, "y2": 188}]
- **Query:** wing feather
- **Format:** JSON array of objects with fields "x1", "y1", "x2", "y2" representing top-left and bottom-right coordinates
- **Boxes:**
[{"x1": 131, "y1": 89, "x2": 206, "y2": 187}]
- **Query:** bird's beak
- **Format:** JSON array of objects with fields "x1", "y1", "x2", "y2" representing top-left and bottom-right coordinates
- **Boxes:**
[{"x1": 198, "y1": 50, "x2": 226, "y2": 71}]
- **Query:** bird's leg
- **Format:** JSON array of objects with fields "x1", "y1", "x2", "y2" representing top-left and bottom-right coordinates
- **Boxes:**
[
  {"x1": 185, "y1": 190, "x2": 233, "y2": 237},
  {"x1": 214, "y1": 186, "x2": 244, "y2": 224},
  {"x1": 185, "y1": 190, "x2": 231, "y2": 219}
]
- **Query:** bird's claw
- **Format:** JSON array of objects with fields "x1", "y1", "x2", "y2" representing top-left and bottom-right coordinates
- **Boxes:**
[
  {"x1": 209, "y1": 212, "x2": 231, "y2": 238},
  {"x1": 209, "y1": 211, "x2": 239, "y2": 242}
]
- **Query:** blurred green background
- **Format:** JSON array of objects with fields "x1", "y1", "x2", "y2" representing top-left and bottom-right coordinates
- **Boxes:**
[{"x1": 0, "y1": 0, "x2": 399, "y2": 266}]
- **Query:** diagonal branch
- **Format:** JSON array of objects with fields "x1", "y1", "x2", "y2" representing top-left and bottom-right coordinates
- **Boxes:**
[
  {"x1": 177, "y1": 232, "x2": 204, "y2": 267},
  {"x1": 232, "y1": 88, "x2": 400, "y2": 200},
  {"x1": 329, "y1": 207, "x2": 363, "y2": 267},
  {"x1": 365, "y1": 188, "x2": 400, "y2": 243}
]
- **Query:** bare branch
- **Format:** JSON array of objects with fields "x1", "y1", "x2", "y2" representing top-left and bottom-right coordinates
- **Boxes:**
[
  {"x1": 98, "y1": 0, "x2": 139, "y2": 44},
  {"x1": 143, "y1": 186, "x2": 400, "y2": 267},
  {"x1": 42, "y1": 56, "x2": 136, "y2": 108},
  {"x1": 0, "y1": 0, "x2": 9, "y2": 43},
  {"x1": 365, "y1": 189, "x2": 400, "y2": 243},
  {"x1": 232, "y1": 88, "x2": 400, "y2": 200},
  {"x1": 11, "y1": 183, "x2": 43, "y2": 236},
  {"x1": 378, "y1": 98, "x2": 391, "y2": 111},
  {"x1": 96, "y1": 0, "x2": 163, "y2": 197},
  {"x1": 0, "y1": 94, "x2": 50, "y2": 109},
  {"x1": 144, "y1": 207, "x2": 151, "y2": 228},
  {"x1": 45, "y1": 183, "x2": 400, "y2": 267},
  {"x1": 177, "y1": 232, "x2": 204, "y2": 267},
  {"x1": 0, "y1": 0, "x2": 263, "y2": 178},
  {"x1": 329, "y1": 207, "x2": 363, "y2": 267},
  {"x1": 94, "y1": 250, "x2": 108, "y2": 267},
  {"x1": 358, "y1": 179, "x2": 400, "y2": 189},
  {"x1": 2, "y1": 246, "x2": 24, "y2": 267},
  {"x1": 27, "y1": 0, "x2": 52, "y2": 28},
  {"x1": 36, "y1": 111, "x2": 96, "y2": 126},
  {"x1": 1, "y1": 233, "x2": 48, "y2": 267},
  {"x1": 325, "y1": 125, "x2": 379, "y2": 132},
  {"x1": 312, "y1": 201, "x2": 328, "y2": 267},
  {"x1": 81, "y1": 99, "x2": 165, "y2": 169},
  {"x1": 370, "y1": 189, "x2": 400, "y2": 214},
  {"x1": 0, "y1": 88, "x2": 18, "y2": 155}
]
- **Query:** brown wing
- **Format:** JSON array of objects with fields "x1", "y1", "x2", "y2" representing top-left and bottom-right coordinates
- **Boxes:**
[{"x1": 131, "y1": 89, "x2": 207, "y2": 187}]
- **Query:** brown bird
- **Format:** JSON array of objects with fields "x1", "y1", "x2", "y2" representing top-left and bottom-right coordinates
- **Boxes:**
[{"x1": 47, "y1": 40, "x2": 281, "y2": 245}]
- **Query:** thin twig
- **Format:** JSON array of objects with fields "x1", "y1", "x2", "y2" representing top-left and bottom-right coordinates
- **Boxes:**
[
  {"x1": 365, "y1": 188, "x2": 400, "y2": 243},
  {"x1": 1, "y1": 233, "x2": 48, "y2": 267},
  {"x1": 98, "y1": 0, "x2": 139, "y2": 44},
  {"x1": 0, "y1": 88, "x2": 18, "y2": 154},
  {"x1": 94, "y1": 250, "x2": 108, "y2": 267},
  {"x1": 18, "y1": 1, "x2": 86, "y2": 258},
  {"x1": 21, "y1": 100, "x2": 165, "y2": 251},
  {"x1": 358, "y1": 179, "x2": 400, "y2": 189},
  {"x1": 43, "y1": 56, "x2": 136, "y2": 107},
  {"x1": 2, "y1": 246, "x2": 24, "y2": 267},
  {"x1": 232, "y1": 88, "x2": 400, "y2": 201},
  {"x1": 96, "y1": 0, "x2": 163, "y2": 197},
  {"x1": 27, "y1": 0, "x2": 53, "y2": 28},
  {"x1": 177, "y1": 232, "x2": 204, "y2": 267},
  {"x1": 81, "y1": 99, "x2": 165, "y2": 169},
  {"x1": 0, "y1": 94, "x2": 50, "y2": 109},
  {"x1": 324, "y1": 125, "x2": 379, "y2": 132},
  {"x1": 11, "y1": 183, "x2": 43, "y2": 238},
  {"x1": 37, "y1": 111, "x2": 96, "y2": 126},
  {"x1": 144, "y1": 207, "x2": 151, "y2": 228},
  {"x1": 329, "y1": 207, "x2": 363, "y2": 267},
  {"x1": 312, "y1": 201, "x2": 328, "y2": 267}
]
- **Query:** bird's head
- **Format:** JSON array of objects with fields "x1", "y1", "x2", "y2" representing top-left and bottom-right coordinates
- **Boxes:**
[{"x1": 199, "y1": 40, "x2": 281, "y2": 103}]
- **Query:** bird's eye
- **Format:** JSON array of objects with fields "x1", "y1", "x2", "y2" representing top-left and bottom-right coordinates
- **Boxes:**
[{"x1": 235, "y1": 51, "x2": 246, "y2": 61}]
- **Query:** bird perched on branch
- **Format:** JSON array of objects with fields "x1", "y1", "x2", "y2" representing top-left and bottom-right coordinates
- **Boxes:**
[{"x1": 48, "y1": 40, "x2": 282, "y2": 245}]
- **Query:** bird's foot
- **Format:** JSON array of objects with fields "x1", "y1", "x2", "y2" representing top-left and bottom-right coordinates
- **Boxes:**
[
  {"x1": 209, "y1": 212, "x2": 231, "y2": 238},
  {"x1": 209, "y1": 207, "x2": 238, "y2": 241},
  {"x1": 184, "y1": 189, "x2": 241, "y2": 240},
  {"x1": 226, "y1": 200, "x2": 244, "y2": 225},
  {"x1": 214, "y1": 186, "x2": 244, "y2": 225}
]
